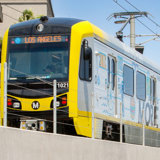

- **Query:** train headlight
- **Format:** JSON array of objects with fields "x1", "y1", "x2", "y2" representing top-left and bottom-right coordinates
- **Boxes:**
[
  {"x1": 36, "y1": 24, "x2": 44, "y2": 32},
  {"x1": 50, "y1": 94, "x2": 67, "y2": 109},
  {"x1": 7, "y1": 97, "x2": 21, "y2": 109},
  {"x1": 13, "y1": 102, "x2": 20, "y2": 109}
]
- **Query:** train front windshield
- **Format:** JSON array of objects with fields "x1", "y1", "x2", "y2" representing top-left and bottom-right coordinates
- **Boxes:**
[{"x1": 7, "y1": 35, "x2": 70, "y2": 82}]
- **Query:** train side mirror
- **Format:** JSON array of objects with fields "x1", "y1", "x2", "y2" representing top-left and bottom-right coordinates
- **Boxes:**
[
  {"x1": 84, "y1": 47, "x2": 92, "y2": 60},
  {"x1": 79, "y1": 39, "x2": 92, "y2": 81},
  {"x1": 83, "y1": 40, "x2": 92, "y2": 60}
]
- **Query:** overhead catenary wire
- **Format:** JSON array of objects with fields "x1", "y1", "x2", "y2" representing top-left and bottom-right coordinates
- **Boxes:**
[
  {"x1": 9, "y1": 110, "x2": 158, "y2": 144},
  {"x1": 7, "y1": 110, "x2": 121, "y2": 136},
  {"x1": 4, "y1": 67, "x2": 79, "y2": 107},
  {"x1": 6, "y1": 68, "x2": 78, "y2": 105},
  {"x1": 8, "y1": 111, "x2": 160, "y2": 145},
  {"x1": 1, "y1": 8, "x2": 159, "y2": 144},
  {"x1": 7, "y1": 67, "x2": 150, "y2": 109},
  {"x1": 124, "y1": 0, "x2": 160, "y2": 29},
  {"x1": 8, "y1": 82, "x2": 52, "y2": 97},
  {"x1": 4, "y1": 79, "x2": 160, "y2": 144},
  {"x1": 7, "y1": 112, "x2": 93, "y2": 130},
  {"x1": 9, "y1": 68, "x2": 79, "y2": 93},
  {"x1": 112, "y1": 0, "x2": 160, "y2": 39},
  {"x1": 9, "y1": 68, "x2": 54, "y2": 87}
]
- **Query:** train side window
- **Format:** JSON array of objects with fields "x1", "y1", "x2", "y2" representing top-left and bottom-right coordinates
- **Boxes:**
[
  {"x1": 150, "y1": 78, "x2": 156, "y2": 105},
  {"x1": 153, "y1": 79, "x2": 156, "y2": 104},
  {"x1": 123, "y1": 65, "x2": 134, "y2": 96},
  {"x1": 151, "y1": 78, "x2": 157, "y2": 126},
  {"x1": 108, "y1": 57, "x2": 110, "y2": 83},
  {"x1": 136, "y1": 71, "x2": 146, "y2": 101},
  {"x1": 79, "y1": 40, "x2": 92, "y2": 81},
  {"x1": 111, "y1": 59, "x2": 115, "y2": 90}
]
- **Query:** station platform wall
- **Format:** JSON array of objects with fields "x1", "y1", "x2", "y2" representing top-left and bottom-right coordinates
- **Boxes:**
[{"x1": 0, "y1": 126, "x2": 159, "y2": 160}]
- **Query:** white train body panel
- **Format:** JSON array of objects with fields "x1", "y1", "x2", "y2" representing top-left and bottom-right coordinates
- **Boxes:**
[{"x1": 92, "y1": 35, "x2": 160, "y2": 128}]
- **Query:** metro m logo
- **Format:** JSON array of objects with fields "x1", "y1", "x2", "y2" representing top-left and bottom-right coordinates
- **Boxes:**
[{"x1": 32, "y1": 101, "x2": 40, "y2": 110}]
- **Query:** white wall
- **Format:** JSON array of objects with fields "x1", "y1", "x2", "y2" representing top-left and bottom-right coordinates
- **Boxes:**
[
  {"x1": 0, "y1": 126, "x2": 159, "y2": 160},
  {"x1": 0, "y1": 0, "x2": 49, "y2": 37}
]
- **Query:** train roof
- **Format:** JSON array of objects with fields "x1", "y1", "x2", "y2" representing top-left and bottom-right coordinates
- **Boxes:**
[
  {"x1": 9, "y1": 17, "x2": 160, "y2": 75},
  {"x1": 88, "y1": 20, "x2": 160, "y2": 76},
  {"x1": 105, "y1": 33, "x2": 160, "y2": 74},
  {"x1": 9, "y1": 17, "x2": 84, "y2": 36}
]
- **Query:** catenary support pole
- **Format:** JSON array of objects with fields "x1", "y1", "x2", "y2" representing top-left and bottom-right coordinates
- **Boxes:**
[
  {"x1": 3, "y1": 62, "x2": 7, "y2": 126},
  {"x1": 92, "y1": 92, "x2": 94, "y2": 139},
  {"x1": 120, "y1": 102, "x2": 123, "y2": 143},
  {"x1": 53, "y1": 80, "x2": 57, "y2": 134},
  {"x1": 130, "y1": 15, "x2": 135, "y2": 48},
  {"x1": 142, "y1": 108, "x2": 145, "y2": 146}
]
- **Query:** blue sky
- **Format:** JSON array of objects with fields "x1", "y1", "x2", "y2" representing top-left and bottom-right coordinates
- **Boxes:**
[{"x1": 51, "y1": 0, "x2": 160, "y2": 65}]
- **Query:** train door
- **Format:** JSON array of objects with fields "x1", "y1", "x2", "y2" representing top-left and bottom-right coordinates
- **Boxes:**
[
  {"x1": 78, "y1": 38, "x2": 93, "y2": 112},
  {"x1": 93, "y1": 39, "x2": 117, "y2": 117},
  {"x1": 74, "y1": 37, "x2": 94, "y2": 137},
  {"x1": 107, "y1": 55, "x2": 117, "y2": 116},
  {"x1": 150, "y1": 76, "x2": 157, "y2": 126},
  {"x1": 93, "y1": 40, "x2": 118, "y2": 139}
]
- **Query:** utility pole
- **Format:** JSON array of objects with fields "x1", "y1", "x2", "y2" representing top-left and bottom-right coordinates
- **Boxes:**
[
  {"x1": 109, "y1": 12, "x2": 148, "y2": 49},
  {"x1": 130, "y1": 15, "x2": 135, "y2": 48}
]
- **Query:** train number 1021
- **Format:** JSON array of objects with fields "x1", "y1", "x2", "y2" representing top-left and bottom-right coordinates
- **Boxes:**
[{"x1": 57, "y1": 82, "x2": 69, "y2": 89}]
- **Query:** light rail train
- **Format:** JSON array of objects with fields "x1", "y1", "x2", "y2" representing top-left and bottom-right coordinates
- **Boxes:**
[{"x1": 1, "y1": 17, "x2": 160, "y2": 147}]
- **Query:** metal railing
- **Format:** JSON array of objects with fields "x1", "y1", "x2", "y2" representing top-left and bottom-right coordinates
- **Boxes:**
[{"x1": 1, "y1": 63, "x2": 160, "y2": 148}]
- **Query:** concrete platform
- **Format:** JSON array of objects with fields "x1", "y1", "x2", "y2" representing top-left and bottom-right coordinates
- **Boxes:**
[{"x1": 0, "y1": 126, "x2": 159, "y2": 160}]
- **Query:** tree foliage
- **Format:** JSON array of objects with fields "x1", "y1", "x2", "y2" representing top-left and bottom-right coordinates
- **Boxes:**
[
  {"x1": 0, "y1": 37, "x2": 2, "y2": 44},
  {"x1": 19, "y1": 9, "x2": 44, "y2": 22},
  {"x1": 19, "y1": 9, "x2": 34, "y2": 22}
]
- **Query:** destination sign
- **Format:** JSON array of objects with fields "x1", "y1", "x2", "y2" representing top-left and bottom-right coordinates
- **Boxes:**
[{"x1": 10, "y1": 35, "x2": 69, "y2": 44}]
